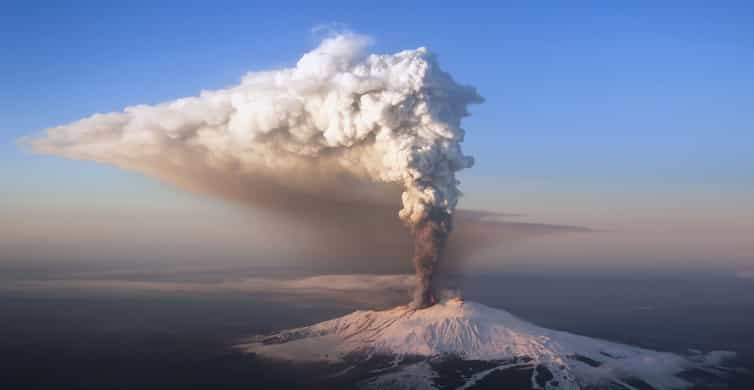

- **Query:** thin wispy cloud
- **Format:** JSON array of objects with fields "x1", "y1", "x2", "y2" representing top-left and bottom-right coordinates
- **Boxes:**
[{"x1": 4, "y1": 274, "x2": 416, "y2": 306}]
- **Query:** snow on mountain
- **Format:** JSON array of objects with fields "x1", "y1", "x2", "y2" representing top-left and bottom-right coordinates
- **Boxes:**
[{"x1": 238, "y1": 298, "x2": 734, "y2": 389}]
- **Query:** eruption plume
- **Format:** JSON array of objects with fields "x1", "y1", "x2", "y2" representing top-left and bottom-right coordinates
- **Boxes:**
[
  {"x1": 27, "y1": 32, "x2": 483, "y2": 308},
  {"x1": 410, "y1": 208, "x2": 451, "y2": 308}
]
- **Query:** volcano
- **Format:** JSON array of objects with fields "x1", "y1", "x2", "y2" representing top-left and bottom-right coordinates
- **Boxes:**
[{"x1": 238, "y1": 299, "x2": 734, "y2": 389}]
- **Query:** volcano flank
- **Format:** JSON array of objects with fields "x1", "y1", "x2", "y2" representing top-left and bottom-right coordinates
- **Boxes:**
[{"x1": 239, "y1": 298, "x2": 734, "y2": 390}]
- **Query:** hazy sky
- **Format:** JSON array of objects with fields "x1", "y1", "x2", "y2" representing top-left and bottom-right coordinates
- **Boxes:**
[{"x1": 2, "y1": 1, "x2": 753, "y2": 272}]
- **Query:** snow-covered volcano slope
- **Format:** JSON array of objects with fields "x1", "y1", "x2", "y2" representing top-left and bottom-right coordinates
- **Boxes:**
[{"x1": 238, "y1": 299, "x2": 733, "y2": 389}]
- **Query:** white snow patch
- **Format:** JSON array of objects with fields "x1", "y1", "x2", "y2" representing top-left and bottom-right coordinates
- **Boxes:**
[{"x1": 362, "y1": 361, "x2": 437, "y2": 390}]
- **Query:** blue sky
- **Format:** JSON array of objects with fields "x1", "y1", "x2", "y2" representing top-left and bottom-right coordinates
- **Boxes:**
[{"x1": 2, "y1": 1, "x2": 753, "y2": 268}]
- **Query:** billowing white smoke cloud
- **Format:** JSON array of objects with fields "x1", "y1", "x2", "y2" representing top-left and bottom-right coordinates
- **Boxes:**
[
  {"x1": 29, "y1": 33, "x2": 482, "y2": 307},
  {"x1": 30, "y1": 33, "x2": 482, "y2": 227}
]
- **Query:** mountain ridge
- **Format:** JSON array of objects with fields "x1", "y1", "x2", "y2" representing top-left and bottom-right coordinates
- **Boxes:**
[{"x1": 239, "y1": 298, "x2": 734, "y2": 389}]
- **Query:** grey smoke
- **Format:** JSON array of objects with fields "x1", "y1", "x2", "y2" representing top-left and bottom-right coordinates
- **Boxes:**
[{"x1": 410, "y1": 208, "x2": 451, "y2": 308}]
